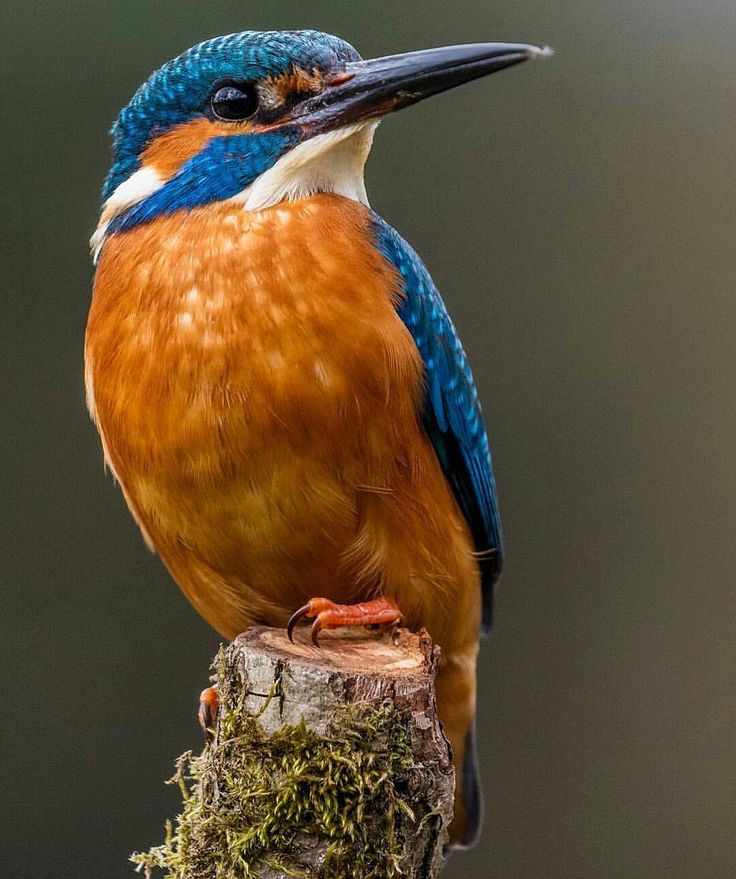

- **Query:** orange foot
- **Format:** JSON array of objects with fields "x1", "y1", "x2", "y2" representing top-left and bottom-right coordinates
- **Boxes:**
[
  {"x1": 198, "y1": 685, "x2": 219, "y2": 741},
  {"x1": 287, "y1": 596, "x2": 402, "y2": 647}
]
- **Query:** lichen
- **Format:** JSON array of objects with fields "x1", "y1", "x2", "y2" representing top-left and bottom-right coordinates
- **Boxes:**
[{"x1": 131, "y1": 650, "x2": 418, "y2": 879}]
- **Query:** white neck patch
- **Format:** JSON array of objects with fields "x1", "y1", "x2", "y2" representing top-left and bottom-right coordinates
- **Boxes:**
[
  {"x1": 233, "y1": 121, "x2": 377, "y2": 212},
  {"x1": 90, "y1": 165, "x2": 165, "y2": 262}
]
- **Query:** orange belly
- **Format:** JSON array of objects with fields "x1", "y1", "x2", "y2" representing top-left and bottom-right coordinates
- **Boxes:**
[
  {"x1": 87, "y1": 193, "x2": 483, "y2": 843},
  {"x1": 85, "y1": 194, "x2": 480, "y2": 645}
]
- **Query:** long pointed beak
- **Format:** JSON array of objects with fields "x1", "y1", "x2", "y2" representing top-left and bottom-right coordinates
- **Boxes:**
[{"x1": 289, "y1": 42, "x2": 548, "y2": 135}]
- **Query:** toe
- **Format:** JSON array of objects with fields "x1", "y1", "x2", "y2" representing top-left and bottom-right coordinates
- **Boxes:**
[{"x1": 198, "y1": 685, "x2": 219, "y2": 740}]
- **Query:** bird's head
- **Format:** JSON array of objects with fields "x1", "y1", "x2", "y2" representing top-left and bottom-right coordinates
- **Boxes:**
[{"x1": 92, "y1": 29, "x2": 546, "y2": 258}]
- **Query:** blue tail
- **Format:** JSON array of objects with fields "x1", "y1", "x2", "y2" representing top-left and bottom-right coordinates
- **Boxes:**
[{"x1": 454, "y1": 724, "x2": 483, "y2": 849}]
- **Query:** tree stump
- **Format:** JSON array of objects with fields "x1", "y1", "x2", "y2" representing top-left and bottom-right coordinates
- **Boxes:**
[{"x1": 132, "y1": 626, "x2": 454, "y2": 879}]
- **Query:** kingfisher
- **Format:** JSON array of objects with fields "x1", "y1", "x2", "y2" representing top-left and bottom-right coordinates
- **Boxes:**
[{"x1": 85, "y1": 29, "x2": 546, "y2": 847}]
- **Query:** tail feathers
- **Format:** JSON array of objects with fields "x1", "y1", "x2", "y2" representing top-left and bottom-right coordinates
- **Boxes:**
[{"x1": 450, "y1": 724, "x2": 484, "y2": 849}]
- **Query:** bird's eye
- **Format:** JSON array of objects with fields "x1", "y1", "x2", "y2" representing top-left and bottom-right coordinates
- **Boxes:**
[{"x1": 210, "y1": 83, "x2": 258, "y2": 121}]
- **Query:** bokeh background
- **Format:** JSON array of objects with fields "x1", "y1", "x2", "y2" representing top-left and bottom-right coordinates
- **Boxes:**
[{"x1": 3, "y1": 1, "x2": 735, "y2": 877}]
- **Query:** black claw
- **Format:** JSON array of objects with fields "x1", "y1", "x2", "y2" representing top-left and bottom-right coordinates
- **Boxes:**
[
  {"x1": 310, "y1": 619, "x2": 323, "y2": 648},
  {"x1": 287, "y1": 604, "x2": 310, "y2": 642}
]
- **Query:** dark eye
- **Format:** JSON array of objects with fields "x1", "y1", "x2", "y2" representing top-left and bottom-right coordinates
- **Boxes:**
[{"x1": 210, "y1": 83, "x2": 258, "y2": 121}]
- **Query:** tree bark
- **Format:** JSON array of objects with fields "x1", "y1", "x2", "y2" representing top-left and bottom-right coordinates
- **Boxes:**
[{"x1": 219, "y1": 625, "x2": 455, "y2": 878}]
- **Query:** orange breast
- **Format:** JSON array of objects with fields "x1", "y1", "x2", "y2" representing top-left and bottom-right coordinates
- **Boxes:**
[{"x1": 85, "y1": 195, "x2": 478, "y2": 639}]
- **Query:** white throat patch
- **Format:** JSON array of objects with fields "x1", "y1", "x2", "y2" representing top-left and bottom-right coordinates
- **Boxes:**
[{"x1": 234, "y1": 121, "x2": 377, "y2": 212}]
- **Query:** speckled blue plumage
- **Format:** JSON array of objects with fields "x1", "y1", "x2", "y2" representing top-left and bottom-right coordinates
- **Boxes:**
[
  {"x1": 103, "y1": 30, "x2": 360, "y2": 202},
  {"x1": 373, "y1": 215, "x2": 503, "y2": 630}
]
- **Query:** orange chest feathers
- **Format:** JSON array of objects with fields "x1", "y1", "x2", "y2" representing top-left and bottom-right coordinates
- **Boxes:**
[{"x1": 85, "y1": 195, "x2": 425, "y2": 527}]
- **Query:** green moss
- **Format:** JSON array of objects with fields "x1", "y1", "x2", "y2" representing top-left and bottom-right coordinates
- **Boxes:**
[{"x1": 131, "y1": 651, "x2": 417, "y2": 879}]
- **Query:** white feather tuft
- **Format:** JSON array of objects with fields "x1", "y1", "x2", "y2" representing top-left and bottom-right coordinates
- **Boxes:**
[{"x1": 90, "y1": 165, "x2": 165, "y2": 262}]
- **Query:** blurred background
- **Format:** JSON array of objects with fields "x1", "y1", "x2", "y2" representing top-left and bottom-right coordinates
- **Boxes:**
[{"x1": 2, "y1": 1, "x2": 735, "y2": 877}]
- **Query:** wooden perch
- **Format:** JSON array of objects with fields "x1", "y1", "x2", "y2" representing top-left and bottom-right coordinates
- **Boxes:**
[{"x1": 133, "y1": 626, "x2": 454, "y2": 879}]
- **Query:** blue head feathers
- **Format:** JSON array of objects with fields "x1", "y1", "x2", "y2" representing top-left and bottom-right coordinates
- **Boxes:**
[{"x1": 104, "y1": 30, "x2": 360, "y2": 201}]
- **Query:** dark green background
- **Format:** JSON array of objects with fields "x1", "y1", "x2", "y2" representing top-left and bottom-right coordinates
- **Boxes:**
[{"x1": 3, "y1": 1, "x2": 735, "y2": 877}]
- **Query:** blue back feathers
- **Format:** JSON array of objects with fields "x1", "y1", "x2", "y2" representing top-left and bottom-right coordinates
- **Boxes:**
[
  {"x1": 104, "y1": 30, "x2": 360, "y2": 201},
  {"x1": 373, "y1": 216, "x2": 503, "y2": 630}
]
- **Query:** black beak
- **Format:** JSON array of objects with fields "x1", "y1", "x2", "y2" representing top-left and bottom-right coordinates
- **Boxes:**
[{"x1": 289, "y1": 42, "x2": 548, "y2": 136}]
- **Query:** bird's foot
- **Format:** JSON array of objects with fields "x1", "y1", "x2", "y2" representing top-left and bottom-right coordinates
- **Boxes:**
[
  {"x1": 198, "y1": 685, "x2": 219, "y2": 741},
  {"x1": 287, "y1": 596, "x2": 402, "y2": 647}
]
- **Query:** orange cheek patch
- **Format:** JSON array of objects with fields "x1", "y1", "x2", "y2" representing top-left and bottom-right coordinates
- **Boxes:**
[
  {"x1": 266, "y1": 67, "x2": 325, "y2": 102},
  {"x1": 140, "y1": 117, "x2": 255, "y2": 177}
]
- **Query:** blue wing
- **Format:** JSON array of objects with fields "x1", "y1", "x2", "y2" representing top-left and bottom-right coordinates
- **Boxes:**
[{"x1": 373, "y1": 214, "x2": 502, "y2": 631}]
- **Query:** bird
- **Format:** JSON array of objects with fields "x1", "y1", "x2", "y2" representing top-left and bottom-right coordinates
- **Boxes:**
[{"x1": 85, "y1": 29, "x2": 545, "y2": 848}]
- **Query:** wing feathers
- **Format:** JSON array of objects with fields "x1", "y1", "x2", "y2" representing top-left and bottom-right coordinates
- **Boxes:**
[{"x1": 372, "y1": 215, "x2": 502, "y2": 630}]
